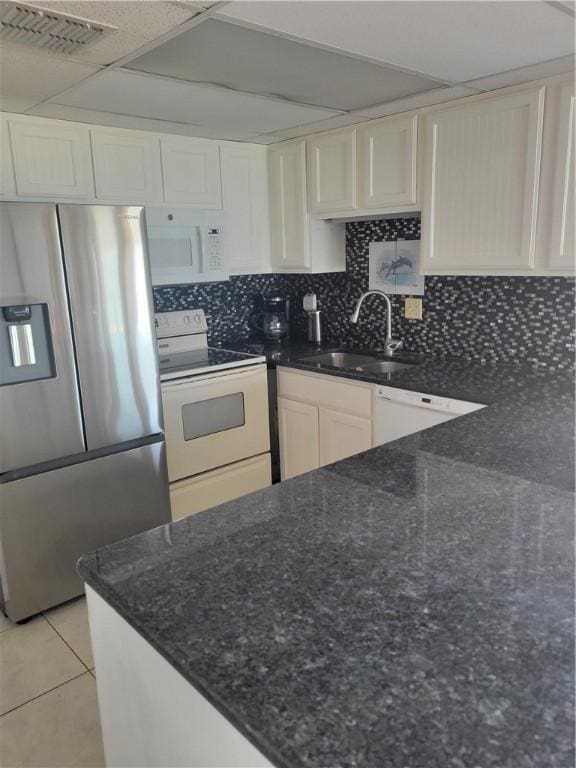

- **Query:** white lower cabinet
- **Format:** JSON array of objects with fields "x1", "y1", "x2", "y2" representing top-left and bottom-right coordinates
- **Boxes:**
[
  {"x1": 170, "y1": 453, "x2": 271, "y2": 521},
  {"x1": 278, "y1": 397, "x2": 320, "y2": 480},
  {"x1": 278, "y1": 368, "x2": 374, "y2": 481},
  {"x1": 319, "y1": 408, "x2": 372, "y2": 466}
]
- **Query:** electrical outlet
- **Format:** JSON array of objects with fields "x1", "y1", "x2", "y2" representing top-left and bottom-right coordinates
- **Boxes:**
[{"x1": 404, "y1": 297, "x2": 423, "y2": 320}]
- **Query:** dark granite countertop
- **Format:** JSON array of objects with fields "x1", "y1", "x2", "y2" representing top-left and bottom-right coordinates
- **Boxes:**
[{"x1": 78, "y1": 355, "x2": 575, "y2": 768}]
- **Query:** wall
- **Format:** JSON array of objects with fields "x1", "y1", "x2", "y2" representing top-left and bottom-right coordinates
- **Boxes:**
[{"x1": 154, "y1": 217, "x2": 575, "y2": 370}]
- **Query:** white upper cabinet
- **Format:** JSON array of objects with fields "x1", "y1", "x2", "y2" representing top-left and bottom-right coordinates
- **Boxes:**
[
  {"x1": 0, "y1": 118, "x2": 16, "y2": 197},
  {"x1": 161, "y1": 138, "x2": 222, "y2": 208},
  {"x1": 549, "y1": 82, "x2": 575, "y2": 270},
  {"x1": 269, "y1": 139, "x2": 310, "y2": 269},
  {"x1": 9, "y1": 120, "x2": 92, "y2": 199},
  {"x1": 357, "y1": 113, "x2": 418, "y2": 209},
  {"x1": 91, "y1": 129, "x2": 163, "y2": 203},
  {"x1": 422, "y1": 86, "x2": 545, "y2": 273},
  {"x1": 221, "y1": 143, "x2": 270, "y2": 274},
  {"x1": 307, "y1": 128, "x2": 356, "y2": 213},
  {"x1": 269, "y1": 139, "x2": 346, "y2": 273}
]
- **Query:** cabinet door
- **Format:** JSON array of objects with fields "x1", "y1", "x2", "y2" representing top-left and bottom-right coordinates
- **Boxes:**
[
  {"x1": 91, "y1": 129, "x2": 163, "y2": 203},
  {"x1": 358, "y1": 114, "x2": 417, "y2": 209},
  {"x1": 549, "y1": 82, "x2": 575, "y2": 270},
  {"x1": 278, "y1": 397, "x2": 319, "y2": 480},
  {"x1": 221, "y1": 143, "x2": 270, "y2": 273},
  {"x1": 161, "y1": 137, "x2": 222, "y2": 207},
  {"x1": 307, "y1": 128, "x2": 356, "y2": 213},
  {"x1": 9, "y1": 120, "x2": 92, "y2": 198},
  {"x1": 422, "y1": 86, "x2": 545, "y2": 272},
  {"x1": 0, "y1": 117, "x2": 16, "y2": 197},
  {"x1": 319, "y1": 408, "x2": 372, "y2": 467},
  {"x1": 269, "y1": 140, "x2": 310, "y2": 270}
]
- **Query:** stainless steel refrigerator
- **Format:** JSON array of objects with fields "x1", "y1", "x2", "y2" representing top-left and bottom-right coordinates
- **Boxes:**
[{"x1": 0, "y1": 203, "x2": 170, "y2": 622}]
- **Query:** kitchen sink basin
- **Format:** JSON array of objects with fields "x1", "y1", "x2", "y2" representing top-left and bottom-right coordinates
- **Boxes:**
[
  {"x1": 356, "y1": 360, "x2": 413, "y2": 374},
  {"x1": 300, "y1": 352, "x2": 377, "y2": 368}
]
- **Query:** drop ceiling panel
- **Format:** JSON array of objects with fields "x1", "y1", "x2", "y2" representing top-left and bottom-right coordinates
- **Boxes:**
[
  {"x1": 29, "y1": 102, "x2": 261, "y2": 141},
  {"x1": 51, "y1": 69, "x2": 343, "y2": 134},
  {"x1": 18, "y1": 0, "x2": 202, "y2": 65},
  {"x1": 465, "y1": 55, "x2": 576, "y2": 91},
  {"x1": 126, "y1": 18, "x2": 443, "y2": 112},
  {"x1": 216, "y1": 1, "x2": 575, "y2": 83},
  {"x1": 0, "y1": 44, "x2": 100, "y2": 112}
]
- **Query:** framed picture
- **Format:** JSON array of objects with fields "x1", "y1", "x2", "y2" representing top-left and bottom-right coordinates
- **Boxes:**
[{"x1": 368, "y1": 239, "x2": 424, "y2": 295}]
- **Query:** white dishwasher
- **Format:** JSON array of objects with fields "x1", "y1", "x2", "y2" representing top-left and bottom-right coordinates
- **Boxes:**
[{"x1": 374, "y1": 385, "x2": 486, "y2": 446}]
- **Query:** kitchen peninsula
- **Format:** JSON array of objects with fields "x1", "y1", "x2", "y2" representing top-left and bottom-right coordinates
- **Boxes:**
[{"x1": 78, "y1": 358, "x2": 575, "y2": 768}]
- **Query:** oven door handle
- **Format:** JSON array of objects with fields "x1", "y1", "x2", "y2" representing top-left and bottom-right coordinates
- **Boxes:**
[{"x1": 161, "y1": 364, "x2": 266, "y2": 390}]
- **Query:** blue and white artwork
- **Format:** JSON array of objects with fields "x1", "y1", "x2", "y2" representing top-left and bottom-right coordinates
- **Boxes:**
[{"x1": 368, "y1": 239, "x2": 424, "y2": 295}]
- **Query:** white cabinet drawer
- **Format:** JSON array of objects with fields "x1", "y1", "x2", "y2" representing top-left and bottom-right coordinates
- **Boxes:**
[
  {"x1": 277, "y1": 368, "x2": 372, "y2": 418},
  {"x1": 170, "y1": 453, "x2": 271, "y2": 520}
]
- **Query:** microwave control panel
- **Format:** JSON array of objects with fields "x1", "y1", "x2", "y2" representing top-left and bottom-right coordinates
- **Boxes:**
[{"x1": 205, "y1": 227, "x2": 225, "y2": 273}]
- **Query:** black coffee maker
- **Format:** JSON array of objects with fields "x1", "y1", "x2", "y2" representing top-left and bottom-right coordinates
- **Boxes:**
[{"x1": 250, "y1": 295, "x2": 290, "y2": 343}]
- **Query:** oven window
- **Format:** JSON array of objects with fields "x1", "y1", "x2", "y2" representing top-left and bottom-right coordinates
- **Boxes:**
[{"x1": 181, "y1": 393, "x2": 245, "y2": 440}]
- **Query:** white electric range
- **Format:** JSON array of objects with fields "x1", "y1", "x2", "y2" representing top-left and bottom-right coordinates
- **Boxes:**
[
  {"x1": 155, "y1": 310, "x2": 271, "y2": 520},
  {"x1": 156, "y1": 309, "x2": 265, "y2": 380}
]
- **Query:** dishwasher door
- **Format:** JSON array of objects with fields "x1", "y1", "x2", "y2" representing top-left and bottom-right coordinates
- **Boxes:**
[{"x1": 374, "y1": 386, "x2": 485, "y2": 446}]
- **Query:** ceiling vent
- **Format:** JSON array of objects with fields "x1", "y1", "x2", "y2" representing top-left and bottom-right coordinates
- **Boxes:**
[{"x1": 0, "y1": 1, "x2": 117, "y2": 55}]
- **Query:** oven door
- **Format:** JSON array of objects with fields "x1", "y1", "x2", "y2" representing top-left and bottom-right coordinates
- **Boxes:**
[{"x1": 161, "y1": 364, "x2": 270, "y2": 482}]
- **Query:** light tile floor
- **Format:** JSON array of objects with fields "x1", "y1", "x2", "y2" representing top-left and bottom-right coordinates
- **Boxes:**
[{"x1": 0, "y1": 597, "x2": 105, "y2": 768}]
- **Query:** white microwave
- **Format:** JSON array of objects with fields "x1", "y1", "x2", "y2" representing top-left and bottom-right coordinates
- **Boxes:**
[{"x1": 145, "y1": 207, "x2": 228, "y2": 286}]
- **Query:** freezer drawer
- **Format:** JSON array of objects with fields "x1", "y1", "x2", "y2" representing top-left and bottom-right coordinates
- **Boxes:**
[
  {"x1": 169, "y1": 453, "x2": 271, "y2": 521},
  {"x1": 0, "y1": 442, "x2": 170, "y2": 622}
]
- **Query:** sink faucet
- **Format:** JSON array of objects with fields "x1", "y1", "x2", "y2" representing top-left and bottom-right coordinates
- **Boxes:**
[{"x1": 350, "y1": 290, "x2": 403, "y2": 355}]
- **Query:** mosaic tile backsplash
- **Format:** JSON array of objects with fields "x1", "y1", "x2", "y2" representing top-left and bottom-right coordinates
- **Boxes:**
[{"x1": 153, "y1": 218, "x2": 575, "y2": 370}]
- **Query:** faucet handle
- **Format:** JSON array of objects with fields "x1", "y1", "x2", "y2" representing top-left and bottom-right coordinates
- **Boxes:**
[{"x1": 385, "y1": 338, "x2": 403, "y2": 354}]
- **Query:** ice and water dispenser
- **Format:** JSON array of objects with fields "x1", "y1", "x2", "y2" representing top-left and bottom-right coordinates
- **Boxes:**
[{"x1": 0, "y1": 303, "x2": 55, "y2": 386}]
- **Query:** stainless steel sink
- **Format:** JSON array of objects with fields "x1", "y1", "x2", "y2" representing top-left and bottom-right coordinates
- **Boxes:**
[
  {"x1": 300, "y1": 352, "x2": 377, "y2": 368},
  {"x1": 356, "y1": 360, "x2": 413, "y2": 374}
]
